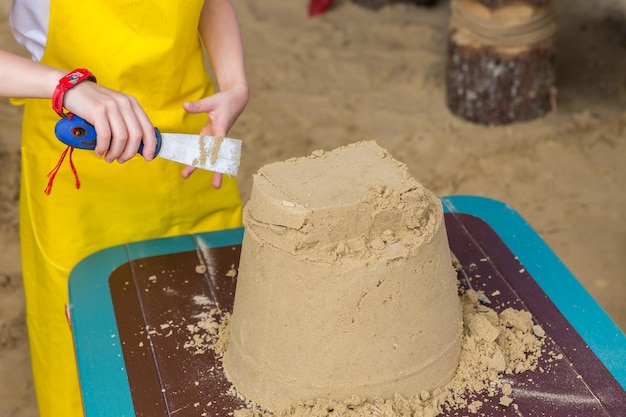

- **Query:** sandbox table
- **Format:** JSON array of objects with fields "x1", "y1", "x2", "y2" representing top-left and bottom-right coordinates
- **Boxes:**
[{"x1": 68, "y1": 196, "x2": 626, "y2": 417}]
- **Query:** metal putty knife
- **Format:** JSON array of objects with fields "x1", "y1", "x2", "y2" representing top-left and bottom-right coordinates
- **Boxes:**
[{"x1": 55, "y1": 114, "x2": 242, "y2": 176}]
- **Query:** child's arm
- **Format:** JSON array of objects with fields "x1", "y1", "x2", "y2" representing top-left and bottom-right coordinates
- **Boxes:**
[
  {"x1": 0, "y1": 49, "x2": 158, "y2": 163},
  {"x1": 182, "y1": 0, "x2": 250, "y2": 185},
  {"x1": 198, "y1": 0, "x2": 249, "y2": 120},
  {"x1": 0, "y1": 49, "x2": 64, "y2": 98}
]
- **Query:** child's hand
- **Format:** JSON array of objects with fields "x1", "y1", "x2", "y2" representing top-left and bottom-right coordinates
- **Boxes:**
[
  {"x1": 182, "y1": 84, "x2": 248, "y2": 188},
  {"x1": 63, "y1": 81, "x2": 157, "y2": 163}
]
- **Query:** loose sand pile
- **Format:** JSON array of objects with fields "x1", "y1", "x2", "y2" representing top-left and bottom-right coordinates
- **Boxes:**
[
  {"x1": 188, "y1": 142, "x2": 547, "y2": 416},
  {"x1": 183, "y1": 288, "x2": 546, "y2": 417}
]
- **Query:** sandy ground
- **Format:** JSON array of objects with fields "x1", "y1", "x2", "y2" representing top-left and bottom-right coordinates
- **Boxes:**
[{"x1": 1, "y1": 1, "x2": 625, "y2": 416}]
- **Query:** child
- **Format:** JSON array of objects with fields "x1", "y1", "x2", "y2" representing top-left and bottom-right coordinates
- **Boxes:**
[{"x1": 1, "y1": 1, "x2": 249, "y2": 416}]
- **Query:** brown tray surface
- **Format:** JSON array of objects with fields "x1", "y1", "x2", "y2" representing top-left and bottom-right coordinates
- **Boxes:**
[{"x1": 108, "y1": 213, "x2": 626, "y2": 417}]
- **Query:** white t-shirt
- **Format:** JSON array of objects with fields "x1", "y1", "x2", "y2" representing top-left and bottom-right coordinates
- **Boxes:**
[{"x1": 9, "y1": 0, "x2": 49, "y2": 60}]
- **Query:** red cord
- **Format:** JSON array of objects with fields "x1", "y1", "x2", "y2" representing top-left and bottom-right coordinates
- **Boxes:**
[
  {"x1": 68, "y1": 147, "x2": 81, "y2": 190},
  {"x1": 44, "y1": 145, "x2": 81, "y2": 195}
]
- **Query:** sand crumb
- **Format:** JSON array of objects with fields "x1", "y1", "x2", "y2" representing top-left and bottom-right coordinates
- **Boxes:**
[
  {"x1": 226, "y1": 265, "x2": 238, "y2": 278},
  {"x1": 183, "y1": 308, "x2": 231, "y2": 356}
]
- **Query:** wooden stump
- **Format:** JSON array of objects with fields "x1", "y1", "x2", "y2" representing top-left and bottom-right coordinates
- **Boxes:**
[
  {"x1": 351, "y1": 0, "x2": 438, "y2": 10},
  {"x1": 446, "y1": 0, "x2": 557, "y2": 125}
]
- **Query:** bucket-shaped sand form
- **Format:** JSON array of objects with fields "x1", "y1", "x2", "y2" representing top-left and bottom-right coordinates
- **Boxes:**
[{"x1": 224, "y1": 141, "x2": 463, "y2": 410}]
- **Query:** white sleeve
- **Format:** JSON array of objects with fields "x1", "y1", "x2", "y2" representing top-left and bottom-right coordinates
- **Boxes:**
[{"x1": 9, "y1": 0, "x2": 50, "y2": 61}]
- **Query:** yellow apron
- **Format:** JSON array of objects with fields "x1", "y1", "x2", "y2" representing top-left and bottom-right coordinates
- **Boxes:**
[{"x1": 19, "y1": 2, "x2": 242, "y2": 416}]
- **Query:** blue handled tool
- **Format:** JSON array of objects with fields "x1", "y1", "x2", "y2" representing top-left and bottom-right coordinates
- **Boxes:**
[
  {"x1": 54, "y1": 114, "x2": 162, "y2": 155},
  {"x1": 54, "y1": 114, "x2": 242, "y2": 176}
]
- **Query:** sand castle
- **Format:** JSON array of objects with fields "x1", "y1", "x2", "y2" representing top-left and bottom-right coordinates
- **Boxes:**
[{"x1": 224, "y1": 141, "x2": 463, "y2": 410}]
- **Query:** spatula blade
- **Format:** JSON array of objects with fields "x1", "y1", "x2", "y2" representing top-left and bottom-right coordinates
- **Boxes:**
[{"x1": 158, "y1": 133, "x2": 242, "y2": 176}]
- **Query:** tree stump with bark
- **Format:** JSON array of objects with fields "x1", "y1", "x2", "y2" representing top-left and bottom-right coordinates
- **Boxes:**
[{"x1": 446, "y1": 0, "x2": 557, "y2": 125}]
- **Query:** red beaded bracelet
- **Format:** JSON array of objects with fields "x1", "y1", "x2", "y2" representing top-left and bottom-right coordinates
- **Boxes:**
[{"x1": 52, "y1": 68, "x2": 96, "y2": 117}]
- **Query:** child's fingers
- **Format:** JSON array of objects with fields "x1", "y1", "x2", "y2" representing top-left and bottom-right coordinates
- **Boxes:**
[
  {"x1": 182, "y1": 165, "x2": 196, "y2": 179},
  {"x1": 212, "y1": 173, "x2": 222, "y2": 189}
]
